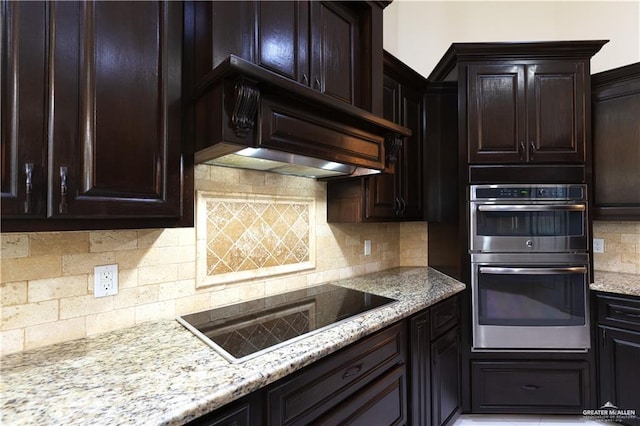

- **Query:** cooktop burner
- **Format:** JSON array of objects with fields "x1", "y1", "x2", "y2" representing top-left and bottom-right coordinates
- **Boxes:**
[{"x1": 177, "y1": 284, "x2": 396, "y2": 363}]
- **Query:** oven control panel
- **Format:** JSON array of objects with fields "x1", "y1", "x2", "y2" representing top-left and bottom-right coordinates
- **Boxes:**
[{"x1": 472, "y1": 185, "x2": 585, "y2": 201}]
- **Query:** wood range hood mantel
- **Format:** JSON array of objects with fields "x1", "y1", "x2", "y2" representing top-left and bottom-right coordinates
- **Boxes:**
[{"x1": 189, "y1": 55, "x2": 411, "y2": 179}]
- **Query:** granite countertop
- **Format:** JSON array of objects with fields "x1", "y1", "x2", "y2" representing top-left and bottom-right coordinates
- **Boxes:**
[
  {"x1": 591, "y1": 270, "x2": 640, "y2": 297},
  {"x1": 0, "y1": 267, "x2": 465, "y2": 426}
]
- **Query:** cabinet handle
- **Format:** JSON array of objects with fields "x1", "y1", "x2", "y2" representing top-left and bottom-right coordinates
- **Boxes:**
[
  {"x1": 400, "y1": 198, "x2": 407, "y2": 215},
  {"x1": 519, "y1": 141, "x2": 525, "y2": 161},
  {"x1": 301, "y1": 73, "x2": 309, "y2": 86},
  {"x1": 313, "y1": 77, "x2": 320, "y2": 90},
  {"x1": 342, "y1": 364, "x2": 363, "y2": 379},
  {"x1": 59, "y1": 166, "x2": 68, "y2": 214},
  {"x1": 395, "y1": 197, "x2": 401, "y2": 216},
  {"x1": 24, "y1": 163, "x2": 34, "y2": 214},
  {"x1": 613, "y1": 309, "x2": 640, "y2": 319},
  {"x1": 521, "y1": 384, "x2": 540, "y2": 391},
  {"x1": 529, "y1": 141, "x2": 536, "y2": 160}
]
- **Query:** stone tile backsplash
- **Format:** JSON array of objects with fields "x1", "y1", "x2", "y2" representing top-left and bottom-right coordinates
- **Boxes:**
[
  {"x1": 592, "y1": 221, "x2": 640, "y2": 274},
  {"x1": 1, "y1": 165, "x2": 426, "y2": 355}
]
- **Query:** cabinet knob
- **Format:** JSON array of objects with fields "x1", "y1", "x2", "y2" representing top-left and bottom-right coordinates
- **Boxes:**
[
  {"x1": 342, "y1": 364, "x2": 363, "y2": 379},
  {"x1": 59, "y1": 166, "x2": 68, "y2": 214},
  {"x1": 529, "y1": 141, "x2": 536, "y2": 160},
  {"x1": 24, "y1": 163, "x2": 34, "y2": 214},
  {"x1": 521, "y1": 384, "x2": 540, "y2": 391},
  {"x1": 301, "y1": 73, "x2": 309, "y2": 86},
  {"x1": 313, "y1": 77, "x2": 320, "y2": 90}
]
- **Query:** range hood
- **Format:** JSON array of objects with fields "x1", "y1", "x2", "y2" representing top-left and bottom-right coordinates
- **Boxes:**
[{"x1": 189, "y1": 55, "x2": 411, "y2": 179}]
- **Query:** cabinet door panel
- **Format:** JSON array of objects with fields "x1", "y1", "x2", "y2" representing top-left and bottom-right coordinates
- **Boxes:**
[
  {"x1": 432, "y1": 326, "x2": 461, "y2": 426},
  {"x1": 468, "y1": 64, "x2": 526, "y2": 163},
  {"x1": 311, "y1": 2, "x2": 354, "y2": 104},
  {"x1": 48, "y1": 1, "x2": 182, "y2": 218},
  {"x1": 257, "y1": 1, "x2": 308, "y2": 84},
  {"x1": 398, "y1": 86, "x2": 424, "y2": 219},
  {"x1": 598, "y1": 326, "x2": 640, "y2": 426},
  {"x1": 527, "y1": 62, "x2": 585, "y2": 163},
  {"x1": 1, "y1": 1, "x2": 48, "y2": 217}
]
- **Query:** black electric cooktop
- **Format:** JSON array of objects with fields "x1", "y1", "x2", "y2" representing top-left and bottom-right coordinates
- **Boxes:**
[{"x1": 177, "y1": 284, "x2": 396, "y2": 363}]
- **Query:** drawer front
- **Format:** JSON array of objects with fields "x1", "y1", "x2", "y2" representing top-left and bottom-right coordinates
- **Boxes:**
[
  {"x1": 316, "y1": 364, "x2": 407, "y2": 426},
  {"x1": 597, "y1": 293, "x2": 640, "y2": 332},
  {"x1": 471, "y1": 361, "x2": 590, "y2": 413},
  {"x1": 430, "y1": 295, "x2": 460, "y2": 340},
  {"x1": 266, "y1": 322, "x2": 405, "y2": 425}
]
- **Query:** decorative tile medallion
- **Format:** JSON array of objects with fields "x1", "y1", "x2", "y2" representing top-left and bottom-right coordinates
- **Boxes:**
[{"x1": 196, "y1": 191, "x2": 315, "y2": 287}]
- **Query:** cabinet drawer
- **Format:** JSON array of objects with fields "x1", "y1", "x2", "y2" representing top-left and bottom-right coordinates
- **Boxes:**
[
  {"x1": 266, "y1": 322, "x2": 405, "y2": 425},
  {"x1": 315, "y1": 364, "x2": 407, "y2": 426},
  {"x1": 597, "y1": 293, "x2": 640, "y2": 332},
  {"x1": 430, "y1": 296, "x2": 459, "y2": 340},
  {"x1": 471, "y1": 361, "x2": 590, "y2": 413}
]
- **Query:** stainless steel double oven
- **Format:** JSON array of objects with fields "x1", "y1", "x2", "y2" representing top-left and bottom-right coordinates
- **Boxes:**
[{"x1": 469, "y1": 184, "x2": 590, "y2": 351}]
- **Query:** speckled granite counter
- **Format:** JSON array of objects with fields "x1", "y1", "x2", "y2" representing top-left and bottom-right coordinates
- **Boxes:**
[
  {"x1": 0, "y1": 267, "x2": 465, "y2": 426},
  {"x1": 591, "y1": 270, "x2": 640, "y2": 297}
]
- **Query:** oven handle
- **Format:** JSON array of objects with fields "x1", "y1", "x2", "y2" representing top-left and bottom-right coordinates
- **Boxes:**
[
  {"x1": 477, "y1": 204, "x2": 586, "y2": 212},
  {"x1": 479, "y1": 266, "x2": 588, "y2": 275}
]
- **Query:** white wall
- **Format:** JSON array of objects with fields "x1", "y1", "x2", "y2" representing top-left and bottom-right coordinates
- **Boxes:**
[{"x1": 384, "y1": 1, "x2": 640, "y2": 77}]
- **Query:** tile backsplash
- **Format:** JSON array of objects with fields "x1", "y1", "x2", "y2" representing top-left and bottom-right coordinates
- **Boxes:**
[
  {"x1": 0, "y1": 165, "x2": 427, "y2": 355},
  {"x1": 593, "y1": 221, "x2": 640, "y2": 274},
  {"x1": 197, "y1": 191, "x2": 315, "y2": 286}
]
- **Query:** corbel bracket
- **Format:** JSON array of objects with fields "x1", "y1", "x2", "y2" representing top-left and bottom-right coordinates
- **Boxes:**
[
  {"x1": 231, "y1": 78, "x2": 260, "y2": 138},
  {"x1": 384, "y1": 133, "x2": 403, "y2": 167}
]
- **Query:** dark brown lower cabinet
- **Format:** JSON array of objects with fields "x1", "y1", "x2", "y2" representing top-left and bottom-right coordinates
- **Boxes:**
[
  {"x1": 596, "y1": 292, "x2": 640, "y2": 426},
  {"x1": 266, "y1": 322, "x2": 406, "y2": 425},
  {"x1": 471, "y1": 361, "x2": 591, "y2": 413},
  {"x1": 409, "y1": 295, "x2": 462, "y2": 426},
  {"x1": 187, "y1": 294, "x2": 464, "y2": 426},
  {"x1": 186, "y1": 395, "x2": 261, "y2": 426}
]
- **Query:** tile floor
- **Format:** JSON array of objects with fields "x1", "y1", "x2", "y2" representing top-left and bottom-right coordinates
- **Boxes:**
[{"x1": 453, "y1": 414, "x2": 612, "y2": 425}]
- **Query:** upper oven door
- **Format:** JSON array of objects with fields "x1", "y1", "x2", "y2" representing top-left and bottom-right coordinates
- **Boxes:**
[{"x1": 470, "y1": 201, "x2": 588, "y2": 252}]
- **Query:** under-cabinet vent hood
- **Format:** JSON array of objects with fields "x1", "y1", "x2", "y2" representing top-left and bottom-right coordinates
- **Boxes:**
[{"x1": 189, "y1": 55, "x2": 411, "y2": 179}]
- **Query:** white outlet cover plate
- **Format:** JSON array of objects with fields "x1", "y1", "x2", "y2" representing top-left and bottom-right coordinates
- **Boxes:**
[
  {"x1": 94, "y1": 264, "x2": 118, "y2": 297},
  {"x1": 593, "y1": 238, "x2": 605, "y2": 253}
]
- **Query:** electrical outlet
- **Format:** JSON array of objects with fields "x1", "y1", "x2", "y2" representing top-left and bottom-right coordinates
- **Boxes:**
[
  {"x1": 593, "y1": 238, "x2": 605, "y2": 253},
  {"x1": 94, "y1": 264, "x2": 118, "y2": 297},
  {"x1": 364, "y1": 239, "x2": 372, "y2": 256}
]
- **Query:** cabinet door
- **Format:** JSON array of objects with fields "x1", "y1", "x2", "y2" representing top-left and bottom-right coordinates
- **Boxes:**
[
  {"x1": 592, "y1": 63, "x2": 640, "y2": 220},
  {"x1": 527, "y1": 62, "x2": 586, "y2": 163},
  {"x1": 366, "y1": 73, "x2": 400, "y2": 221},
  {"x1": 397, "y1": 85, "x2": 424, "y2": 219},
  {"x1": 256, "y1": 1, "x2": 309, "y2": 85},
  {"x1": 431, "y1": 326, "x2": 461, "y2": 426},
  {"x1": 1, "y1": 1, "x2": 48, "y2": 218},
  {"x1": 598, "y1": 326, "x2": 640, "y2": 426},
  {"x1": 467, "y1": 64, "x2": 526, "y2": 164},
  {"x1": 309, "y1": 1, "x2": 355, "y2": 104},
  {"x1": 409, "y1": 310, "x2": 431, "y2": 426},
  {"x1": 48, "y1": 1, "x2": 182, "y2": 219}
]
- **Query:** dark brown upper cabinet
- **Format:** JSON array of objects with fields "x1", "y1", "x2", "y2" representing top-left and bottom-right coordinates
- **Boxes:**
[
  {"x1": 1, "y1": 1, "x2": 191, "y2": 232},
  {"x1": 428, "y1": 41, "x2": 607, "y2": 172},
  {"x1": 327, "y1": 51, "x2": 426, "y2": 223},
  {"x1": 188, "y1": 1, "x2": 384, "y2": 114},
  {"x1": 591, "y1": 62, "x2": 640, "y2": 221},
  {"x1": 468, "y1": 61, "x2": 588, "y2": 164},
  {"x1": 367, "y1": 52, "x2": 426, "y2": 221}
]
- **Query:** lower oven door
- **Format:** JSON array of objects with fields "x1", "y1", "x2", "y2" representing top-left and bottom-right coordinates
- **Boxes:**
[{"x1": 471, "y1": 253, "x2": 590, "y2": 351}]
